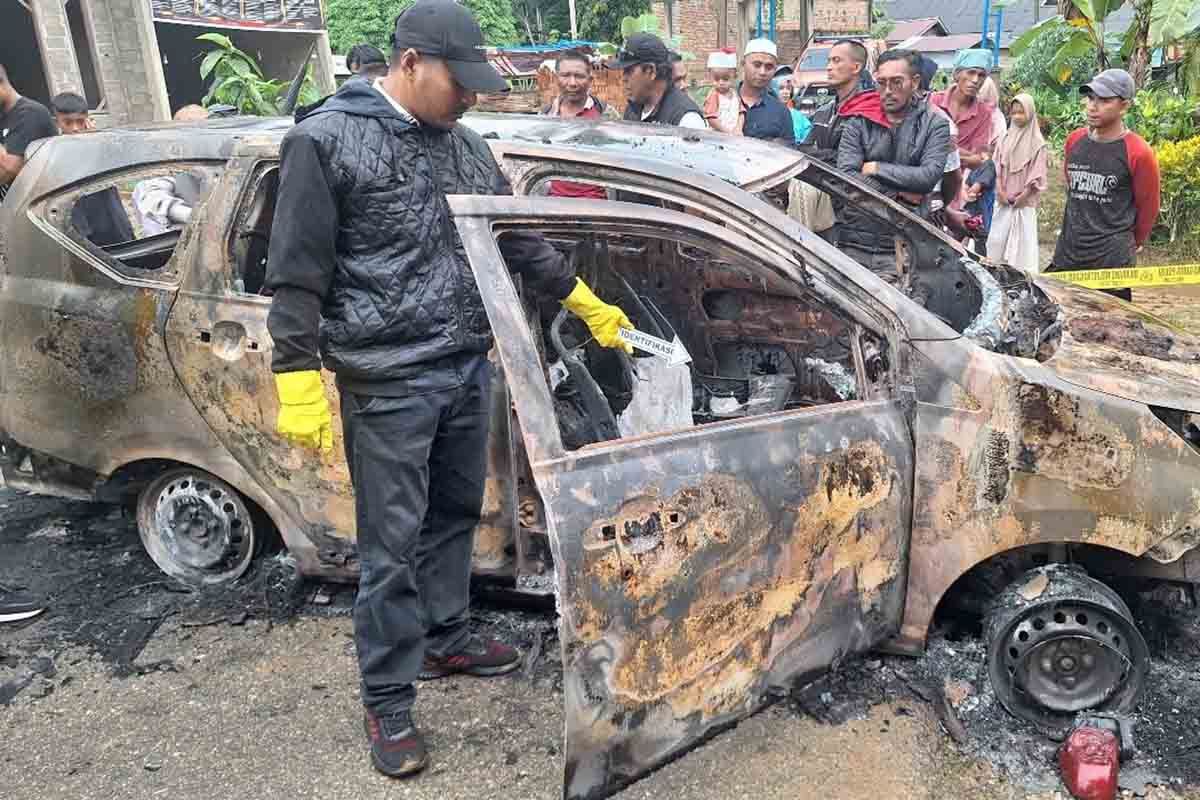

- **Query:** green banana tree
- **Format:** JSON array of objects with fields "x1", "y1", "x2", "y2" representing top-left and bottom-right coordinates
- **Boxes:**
[{"x1": 1010, "y1": 0, "x2": 1198, "y2": 89}]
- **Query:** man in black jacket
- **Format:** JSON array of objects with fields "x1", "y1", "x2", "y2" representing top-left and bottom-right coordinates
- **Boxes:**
[
  {"x1": 610, "y1": 33, "x2": 705, "y2": 129},
  {"x1": 264, "y1": 0, "x2": 632, "y2": 779},
  {"x1": 805, "y1": 39, "x2": 868, "y2": 163},
  {"x1": 836, "y1": 49, "x2": 950, "y2": 288}
]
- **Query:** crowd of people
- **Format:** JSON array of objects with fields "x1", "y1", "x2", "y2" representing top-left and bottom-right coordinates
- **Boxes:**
[{"x1": 523, "y1": 30, "x2": 1160, "y2": 287}]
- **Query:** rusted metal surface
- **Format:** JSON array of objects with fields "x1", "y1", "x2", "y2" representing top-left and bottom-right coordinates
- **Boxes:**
[
  {"x1": 453, "y1": 208, "x2": 914, "y2": 799},
  {"x1": 1033, "y1": 278, "x2": 1200, "y2": 411},
  {"x1": 893, "y1": 329, "x2": 1200, "y2": 653}
]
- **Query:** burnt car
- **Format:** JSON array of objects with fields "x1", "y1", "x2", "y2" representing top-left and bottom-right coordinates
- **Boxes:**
[{"x1": 4, "y1": 114, "x2": 1200, "y2": 798}]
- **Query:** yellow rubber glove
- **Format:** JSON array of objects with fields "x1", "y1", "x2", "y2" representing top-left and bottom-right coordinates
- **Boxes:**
[
  {"x1": 275, "y1": 371, "x2": 334, "y2": 453},
  {"x1": 561, "y1": 278, "x2": 634, "y2": 353}
]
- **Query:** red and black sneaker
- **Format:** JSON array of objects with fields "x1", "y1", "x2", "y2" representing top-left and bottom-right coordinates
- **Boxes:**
[
  {"x1": 363, "y1": 708, "x2": 428, "y2": 778},
  {"x1": 418, "y1": 634, "x2": 521, "y2": 680}
]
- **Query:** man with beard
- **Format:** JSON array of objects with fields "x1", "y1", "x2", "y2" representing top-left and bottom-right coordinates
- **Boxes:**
[
  {"x1": 265, "y1": 0, "x2": 634, "y2": 779},
  {"x1": 737, "y1": 38, "x2": 793, "y2": 145},
  {"x1": 836, "y1": 48, "x2": 950, "y2": 290}
]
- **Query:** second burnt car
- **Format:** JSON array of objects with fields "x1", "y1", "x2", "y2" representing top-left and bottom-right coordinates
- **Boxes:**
[{"x1": 4, "y1": 114, "x2": 1200, "y2": 798}]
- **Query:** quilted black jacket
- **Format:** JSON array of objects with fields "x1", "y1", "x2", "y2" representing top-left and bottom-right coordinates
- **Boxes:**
[
  {"x1": 265, "y1": 79, "x2": 575, "y2": 395},
  {"x1": 835, "y1": 99, "x2": 950, "y2": 253}
]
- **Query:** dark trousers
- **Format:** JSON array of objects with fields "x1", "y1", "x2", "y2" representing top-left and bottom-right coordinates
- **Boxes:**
[{"x1": 340, "y1": 354, "x2": 493, "y2": 714}]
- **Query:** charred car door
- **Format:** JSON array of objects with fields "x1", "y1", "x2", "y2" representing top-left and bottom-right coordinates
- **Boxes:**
[
  {"x1": 451, "y1": 196, "x2": 916, "y2": 799},
  {"x1": 161, "y1": 153, "x2": 361, "y2": 573}
]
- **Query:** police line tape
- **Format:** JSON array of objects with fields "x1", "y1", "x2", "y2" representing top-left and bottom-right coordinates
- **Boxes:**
[{"x1": 1047, "y1": 264, "x2": 1200, "y2": 290}]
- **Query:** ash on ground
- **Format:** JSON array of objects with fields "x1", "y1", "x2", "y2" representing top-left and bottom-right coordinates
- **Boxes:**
[
  {"x1": 0, "y1": 487, "x2": 560, "y2": 705},
  {"x1": 790, "y1": 603, "x2": 1200, "y2": 797}
]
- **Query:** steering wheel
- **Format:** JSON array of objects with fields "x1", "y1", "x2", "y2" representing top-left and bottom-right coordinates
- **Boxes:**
[{"x1": 548, "y1": 245, "x2": 638, "y2": 445}]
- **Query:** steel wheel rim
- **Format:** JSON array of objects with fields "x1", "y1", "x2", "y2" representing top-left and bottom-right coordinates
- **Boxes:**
[
  {"x1": 152, "y1": 474, "x2": 251, "y2": 576},
  {"x1": 996, "y1": 600, "x2": 1138, "y2": 715}
]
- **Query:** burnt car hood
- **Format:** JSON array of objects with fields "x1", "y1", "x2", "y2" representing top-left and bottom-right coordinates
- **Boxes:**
[{"x1": 1035, "y1": 277, "x2": 1200, "y2": 413}]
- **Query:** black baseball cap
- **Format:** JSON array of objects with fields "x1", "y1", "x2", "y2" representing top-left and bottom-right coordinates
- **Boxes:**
[
  {"x1": 392, "y1": 0, "x2": 508, "y2": 93},
  {"x1": 1080, "y1": 69, "x2": 1135, "y2": 101},
  {"x1": 606, "y1": 32, "x2": 671, "y2": 69}
]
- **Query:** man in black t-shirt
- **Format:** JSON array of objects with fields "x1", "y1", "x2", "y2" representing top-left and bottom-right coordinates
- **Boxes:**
[
  {"x1": 0, "y1": 64, "x2": 57, "y2": 204},
  {"x1": 1048, "y1": 69, "x2": 1161, "y2": 302}
]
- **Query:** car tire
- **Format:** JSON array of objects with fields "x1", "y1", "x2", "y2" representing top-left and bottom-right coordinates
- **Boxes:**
[
  {"x1": 985, "y1": 564, "x2": 1149, "y2": 734},
  {"x1": 136, "y1": 467, "x2": 259, "y2": 587}
]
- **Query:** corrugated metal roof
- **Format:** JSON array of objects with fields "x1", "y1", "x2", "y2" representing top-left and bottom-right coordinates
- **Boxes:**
[
  {"x1": 904, "y1": 33, "x2": 985, "y2": 53},
  {"x1": 886, "y1": 18, "x2": 945, "y2": 43},
  {"x1": 881, "y1": 0, "x2": 1135, "y2": 36}
]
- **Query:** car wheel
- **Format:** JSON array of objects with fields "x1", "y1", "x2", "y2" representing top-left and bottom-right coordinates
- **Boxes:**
[
  {"x1": 136, "y1": 468, "x2": 259, "y2": 587},
  {"x1": 985, "y1": 564, "x2": 1149, "y2": 732}
]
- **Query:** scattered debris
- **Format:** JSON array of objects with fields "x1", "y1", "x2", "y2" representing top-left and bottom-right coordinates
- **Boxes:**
[{"x1": 935, "y1": 683, "x2": 969, "y2": 744}]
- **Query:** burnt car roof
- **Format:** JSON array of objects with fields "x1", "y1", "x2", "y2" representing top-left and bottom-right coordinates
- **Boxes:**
[{"x1": 25, "y1": 113, "x2": 803, "y2": 195}]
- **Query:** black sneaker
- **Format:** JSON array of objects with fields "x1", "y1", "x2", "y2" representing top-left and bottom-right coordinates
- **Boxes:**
[
  {"x1": 363, "y1": 709, "x2": 428, "y2": 778},
  {"x1": 0, "y1": 584, "x2": 44, "y2": 624},
  {"x1": 419, "y1": 634, "x2": 521, "y2": 680}
]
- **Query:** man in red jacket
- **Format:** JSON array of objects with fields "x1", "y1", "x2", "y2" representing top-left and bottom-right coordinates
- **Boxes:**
[{"x1": 1047, "y1": 69, "x2": 1161, "y2": 302}]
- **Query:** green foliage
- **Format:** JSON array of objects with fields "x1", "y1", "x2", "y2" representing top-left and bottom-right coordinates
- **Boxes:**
[
  {"x1": 1148, "y1": 0, "x2": 1198, "y2": 49},
  {"x1": 869, "y1": 6, "x2": 894, "y2": 40},
  {"x1": 1154, "y1": 134, "x2": 1200, "y2": 241},
  {"x1": 579, "y1": 0, "x2": 651, "y2": 43},
  {"x1": 1126, "y1": 84, "x2": 1198, "y2": 143},
  {"x1": 1028, "y1": 86, "x2": 1088, "y2": 149},
  {"x1": 1010, "y1": 18, "x2": 1101, "y2": 91},
  {"x1": 197, "y1": 33, "x2": 318, "y2": 116},
  {"x1": 1009, "y1": 0, "x2": 1152, "y2": 82},
  {"x1": 326, "y1": 0, "x2": 519, "y2": 54},
  {"x1": 1024, "y1": 83, "x2": 1197, "y2": 151}
]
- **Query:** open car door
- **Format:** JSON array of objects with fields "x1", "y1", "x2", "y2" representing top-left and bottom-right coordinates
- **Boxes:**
[{"x1": 451, "y1": 196, "x2": 916, "y2": 799}]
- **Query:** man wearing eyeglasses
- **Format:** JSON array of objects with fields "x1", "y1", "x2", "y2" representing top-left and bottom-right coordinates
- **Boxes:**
[
  {"x1": 835, "y1": 48, "x2": 950, "y2": 292},
  {"x1": 608, "y1": 33, "x2": 705, "y2": 129}
]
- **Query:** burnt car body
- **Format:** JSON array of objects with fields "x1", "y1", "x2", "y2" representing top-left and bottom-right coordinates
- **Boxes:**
[{"x1": 5, "y1": 115, "x2": 1200, "y2": 799}]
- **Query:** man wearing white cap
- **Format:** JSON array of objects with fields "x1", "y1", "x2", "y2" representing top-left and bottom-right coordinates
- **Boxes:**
[{"x1": 738, "y1": 38, "x2": 794, "y2": 145}]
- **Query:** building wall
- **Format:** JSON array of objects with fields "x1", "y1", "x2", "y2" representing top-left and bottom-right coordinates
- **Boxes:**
[
  {"x1": 813, "y1": 0, "x2": 871, "y2": 34},
  {"x1": 30, "y1": 0, "x2": 83, "y2": 99},
  {"x1": 655, "y1": 0, "x2": 868, "y2": 80}
]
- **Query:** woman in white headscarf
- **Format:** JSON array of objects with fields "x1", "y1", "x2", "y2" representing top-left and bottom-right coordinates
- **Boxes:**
[{"x1": 986, "y1": 93, "x2": 1048, "y2": 272}]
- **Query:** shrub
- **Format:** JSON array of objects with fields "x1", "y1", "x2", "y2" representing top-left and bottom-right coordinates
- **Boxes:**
[
  {"x1": 1155, "y1": 135, "x2": 1200, "y2": 243},
  {"x1": 1025, "y1": 84, "x2": 1198, "y2": 152},
  {"x1": 1126, "y1": 85, "x2": 1198, "y2": 146},
  {"x1": 1009, "y1": 19, "x2": 1100, "y2": 95}
]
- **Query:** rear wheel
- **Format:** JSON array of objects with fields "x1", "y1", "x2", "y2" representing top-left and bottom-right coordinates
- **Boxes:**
[
  {"x1": 136, "y1": 468, "x2": 259, "y2": 587},
  {"x1": 985, "y1": 564, "x2": 1149, "y2": 732}
]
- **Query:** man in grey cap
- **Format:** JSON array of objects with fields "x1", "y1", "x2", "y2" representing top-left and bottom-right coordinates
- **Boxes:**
[
  {"x1": 1047, "y1": 68, "x2": 1160, "y2": 301},
  {"x1": 265, "y1": 0, "x2": 633, "y2": 778}
]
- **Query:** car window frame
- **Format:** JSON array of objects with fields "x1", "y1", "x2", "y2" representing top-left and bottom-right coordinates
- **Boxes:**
[
  {"x1": 33, "y1": 160, "x2": 226, "y2": 290},
  {"x1": 451, "y1": 196, "x2": 903, "y2": 463}
]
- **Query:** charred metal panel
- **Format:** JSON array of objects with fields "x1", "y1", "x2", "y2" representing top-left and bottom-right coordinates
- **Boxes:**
[
  {"x1": 547, "y1": 402, "x2": 912, "y2": 799},
  {"x1": 452, "y1": 207, "x2": 914, "y2": 800},
  {"x1": 895, "y1": 337, "x2": 1200, "y2": 653},
  {"x1": 1034, "y1": 279, "x2": 1200, "y2": 413}
]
